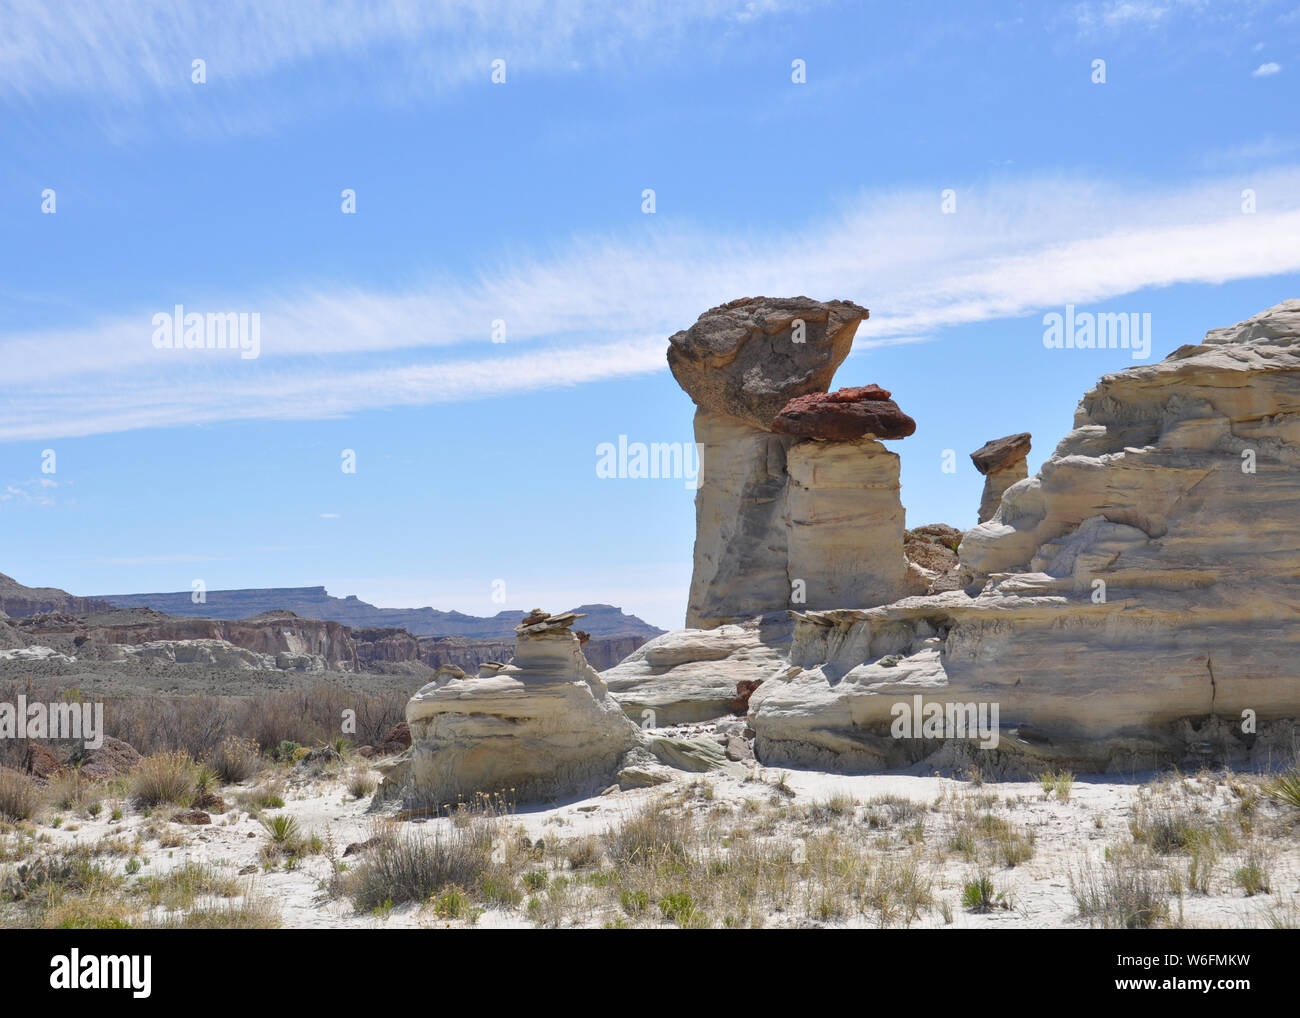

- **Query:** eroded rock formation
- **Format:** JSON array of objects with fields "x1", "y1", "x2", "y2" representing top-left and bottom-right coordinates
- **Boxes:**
[
  {"x1": 672, "y1": 297, "x2": 921, "y2": 628},
  {"x1": 749, "y1": 300, "x2": 1300, "y2": 773},
  {"x1": 970, "y1": 432, "x2": 1031, "y2": 524},
  {"x1": 5, "y1": 608, "x2": 359, "y2": 671},
  {"x1": 602, "y1": 618, "x2": 789, "y2": 725},
  {"x1": 377, "y1": 610, "x2": 641, "y2": 807},
  {"x1": 0, "y1": 573, "x2": 113, "y2": 618}
]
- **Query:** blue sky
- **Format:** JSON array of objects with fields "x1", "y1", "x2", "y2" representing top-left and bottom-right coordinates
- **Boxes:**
[{"x1": 1, "y1": 0, "x2": 1298, "y2": 630}]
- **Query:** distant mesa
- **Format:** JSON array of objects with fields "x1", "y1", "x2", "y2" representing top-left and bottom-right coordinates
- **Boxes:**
[{"x1": 94, "y1": 586, "x2": 663, "y2": 640}]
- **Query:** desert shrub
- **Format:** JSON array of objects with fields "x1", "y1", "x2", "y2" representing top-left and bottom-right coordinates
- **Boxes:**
[
  {"x1": 0, "y1": 769, "x2": 40, "y2": 822},
  {"x1": 143, "y1": 893, "x2": 280, "y2": 929},
  {"x1": 347, "y1": 768, "x2": 377, "y2": 799},
  {"x1": 1071, "y1": 853, "x2": 1169, "y2": 929},
  {"x1": 209, "y1": 736, "x2": 261, "y2": 784},
  {"x1": 961, "y1": 874, "x2": 997, "y2": 912},
  {"x1": 350, "y1": 822, "x2": 494, "y2": 912},
  {"x1": 658, "y1": 891, "x2": 708, "y2": 927},
  {"x1": 130, "y1": 752, "x2": 195, "y2": 809},
  {"x1": 565, "y1": 836, "x2": 602, "y2": 870},
  {"x1": 1264, "y1": 769, "x2": 1300, "y2": 809},
  {"x1": 603, "y1": 802, "x2": 690, "y2": 866}
]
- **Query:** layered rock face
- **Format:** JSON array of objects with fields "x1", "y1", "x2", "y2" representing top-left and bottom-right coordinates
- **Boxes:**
[
  {"x1": 970, "y1": 433, "x2": 1031, "y2": 524},
  {"x1": 672, "y1": 298, "x2": 921, "y2": 628},
  {"x1": 379, "y1": 611, "x2": 641, "y2": 807},
  {"x1": 785, "y1": 438, "x2": 915, "y2": 610},
  {"x1": 750, "y1": 301, "x2": 1300, "y2": 773},
  {"x1": 6, "y1": 608, "x2": 359, "y2": 671},
  {"x1": 687, "y1": 409, "x2": 794, "y2": 627},
  {"x1": 602, "y1": 617, "x2": 790, "y2": 725}
]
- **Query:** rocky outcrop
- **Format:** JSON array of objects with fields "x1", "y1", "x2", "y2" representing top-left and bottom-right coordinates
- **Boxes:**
[
  {"x1": 772, "y1": 385, "x2": 915, "y2": 441},
  {"x1": 377, "y1": 611, "x2": 641, "y2": 807},
  {"x1": 903, "y1": 525, "x2": 962, "y2": 574},
  {"x1": 750, "y1": 301, "x2": 1300, "y2": 773},
  {"x1": 112, "y1": 638, "x2": 322, "y2": 671},
  {"x1": 970, "y1": 433, "x2": 1031, "y2": 524},
  {"x1": 603, "y1": 618, "x2": 790, "y2": 725},
  {"x1": 668, "y1": 297, "x2": 868, "y2": 431}
]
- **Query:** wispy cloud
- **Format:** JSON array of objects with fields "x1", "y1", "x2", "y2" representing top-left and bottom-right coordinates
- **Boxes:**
[
  {"x1": 3, "y1": 169, "x2": 1299, "y2": 441},
  {"x1": 1253, "y1": 61, "x2": 1282, "y2": 76},
  {"x1": 0, "y1": 0, "x2": 792, "y2": 137},
  {"x1": 1, "y1": 479, "x2": 58, "y2": 506}
]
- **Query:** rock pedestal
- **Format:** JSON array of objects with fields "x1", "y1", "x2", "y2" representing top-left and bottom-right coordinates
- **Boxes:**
[
  {"x1": 669, "y1": 298, "x2": 922, "y2": 628},
  {"x1": 378, "y1": 611, "x2": 639, "y2": 808},
  {"x1": 785, "y1": 438, "x2": 912, "y2": 610},
  {"x1": 970, "y1": 432, "x2": 1031, "y2": 524}
]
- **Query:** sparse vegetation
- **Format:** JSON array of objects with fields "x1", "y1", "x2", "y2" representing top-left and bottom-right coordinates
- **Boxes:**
[
  {"x1": 1071, "y1": 851, "x2": 1170, "y2": 929},
  {"x1": 130, "y1": 752, "x2": 195, "y2": 809},
  {"x1": 0, "y1": 769, "x2": 40, "y2": 822},
  {"x1": 209, "y1": 736, "x2": 262, "y2": 784}
]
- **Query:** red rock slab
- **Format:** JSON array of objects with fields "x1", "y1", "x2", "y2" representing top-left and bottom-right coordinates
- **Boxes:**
[{"x1": 771, "y1": 386, "x2": 915, "y2": 440}]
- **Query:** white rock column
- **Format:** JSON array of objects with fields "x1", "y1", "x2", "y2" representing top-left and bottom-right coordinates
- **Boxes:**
[
  {"x1": 686, "y1": 409, "x2": 793, "y2": 629},
  {"x1": 784, "y1": 437, "x2": 911, "y2": 611}
]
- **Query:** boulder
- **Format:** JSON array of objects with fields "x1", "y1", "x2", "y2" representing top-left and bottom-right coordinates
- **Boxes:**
[
  {"x1": 379, "y1": 721, "x2": 411, "y2": 752},
  {"x1": 22, "y1": 744, "x2": 62, "y2": 779},
  {"x1": 667, "y1": 297, "x2": 869, "y2": 431},
  {"x1": 772, "y1": 386, "x2": 916, "y2": 441},
  {"x1": 969, "y1": 432, "x2": 1032, "y2": 474}
]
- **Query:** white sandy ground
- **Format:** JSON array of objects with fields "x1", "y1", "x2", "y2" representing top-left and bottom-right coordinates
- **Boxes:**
[{"x1": 8, "y1": 734, "x2": 1300, "y2": 930}]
